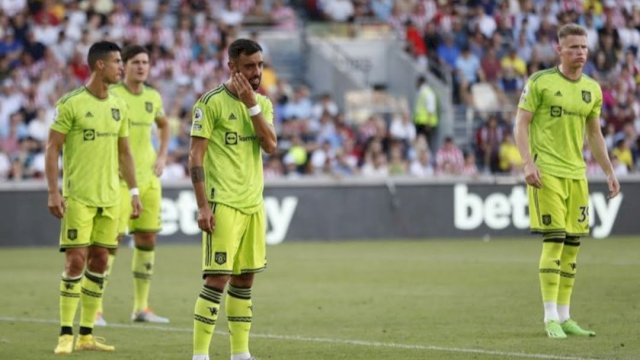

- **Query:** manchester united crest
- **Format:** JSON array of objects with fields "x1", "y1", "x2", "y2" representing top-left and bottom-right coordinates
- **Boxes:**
[
  {"x1": 111, "y1": 108, "x2": 121, "y2": 121},
  {"x1": 214, "y1": 252, "x2": 227, "y2": 265},
  {"x1": 145, "y1": 101, "x2": 153, "y2": 113},
  {"x1": 581, "y1": 90, "x2": 591, "y2": 103}
]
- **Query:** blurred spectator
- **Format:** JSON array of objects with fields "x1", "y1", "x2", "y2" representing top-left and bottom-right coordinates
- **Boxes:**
[
  {"x1": 0, "y1": 150, "x2": 10, "y2": 180},
  {"x1": 270, "y1": 0, "x2": 297, "y2": 30},
  {"x1": 388, "y1": 142, "x2": 407, "y2": 176},
  {"x1": 409, "y1": 147, "x2": 433, "y2": 177},
  {"x1": 413, "y1": 75, "x2": 438, "y2": 149},
  {"x1": 498, "y1": 132, "x2": 523, "y2": 174},
  {"x1": 435, "y1": 136, "x2": 464, "y2": 175},
  {"x1": 475, "y1": 115, "x2": 504, "y2": 173},
  {"x1": 360, "y1": 152, "x2": 388, "y2": 177},
  {"x1": 611, "y1": 138, "x2": 633, "y2": 172},
  {"x1": 455, "y1": 45, "x2": 483, "y2": 105},
  {"x1": 389, "y1": 111, "x2": 416, "y2": 145},
  {"x1": 462, "y1": 152, "x2": 479, "y2": 177}
]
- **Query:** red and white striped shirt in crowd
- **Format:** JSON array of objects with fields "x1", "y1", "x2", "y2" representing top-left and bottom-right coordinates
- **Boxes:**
[{"x1": 436, "y1": 141, "x2": 464, "y2": 175}]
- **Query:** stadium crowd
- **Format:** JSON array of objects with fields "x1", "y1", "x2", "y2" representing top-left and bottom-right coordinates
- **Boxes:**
[{"x1": 0, "y1": 0, "x2": 639, "y2": 182}]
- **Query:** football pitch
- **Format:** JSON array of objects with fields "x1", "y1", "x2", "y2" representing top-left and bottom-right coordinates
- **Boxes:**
[{"x1": 0, "y1": 237, "x2": 638, "y2": 360}]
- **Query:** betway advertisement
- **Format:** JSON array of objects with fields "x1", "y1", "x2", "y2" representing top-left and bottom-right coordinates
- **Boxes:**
[
  {"x1": 157, "y1": 180, "x2": 637, "y2": 244},
  {"x1": 0, "y1": 179, "x2": 637, "y2": 247}
]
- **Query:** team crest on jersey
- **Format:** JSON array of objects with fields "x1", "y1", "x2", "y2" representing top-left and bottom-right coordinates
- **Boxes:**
[
  {"x1": 581, "y1": 90, "x2": 591, "y2": 103},
  {"x1": 111, "y1": 108, "x2": 121, "y2": 121},
  {"x1": 145, "y1": 101, "x2": 153, "y2": 113},
  {"x1": 67, "y1": 229, "x2": 78, "y2": 240},
  {"x1": 214, "y1": 252, "x2": 227, "y2": 265},
  {"x1": 542, "y1": 215, "x2": 552, "y2": 226}
]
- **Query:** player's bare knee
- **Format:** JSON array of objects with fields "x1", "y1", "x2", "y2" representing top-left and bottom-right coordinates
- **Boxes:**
[
  {"x1": 204, "y1": 274, "x2": 229, "y2": 290},
  {"x1": 230, "y1": 273, "x2": 254, "y2": 288},
  {"x1": 86, "y1": 246, "x2": 110, "y2": 273},
  {"x1": 64, "y1": 251, "x2": 86, "y2": 277},
  {"x1": 134, "y1": 232, "x2": 156, "y2": 249}
]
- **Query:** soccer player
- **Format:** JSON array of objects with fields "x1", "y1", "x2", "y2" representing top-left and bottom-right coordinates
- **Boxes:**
[
  {"x1": 46, "y1": 41, "x2": 142, "y2": 354},
  {"x1": 188, "y1": 38, "x2": 277, "y2": 360},
  {"x1": 514, "y1": 23, "x2": 620, "y2": 339},
  {"x1": 96, "y1": 44, "x2": 170, "y2": 325}
]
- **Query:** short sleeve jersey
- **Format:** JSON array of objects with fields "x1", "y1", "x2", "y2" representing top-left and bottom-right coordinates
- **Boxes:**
[
  {"x1": 518, "y1": 67, "x2": 602, "y2": 179},
  {"x1": 190, "y1": 84, "x2": 274, "y2": 214},
  {"x1": 50, "y1": 87, "x2": 129, "y2": 207},
  {"x1": 110, "y1": 83, "x2": 165, "y2": 185}
]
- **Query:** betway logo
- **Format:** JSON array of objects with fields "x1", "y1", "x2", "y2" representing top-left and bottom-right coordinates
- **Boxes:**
[
  {"x1": 159, "y1": 191, "x2": 297, "y2": 245},
  {"x1": 454, "y1": 184, "x2": 623, "y2": 238}
]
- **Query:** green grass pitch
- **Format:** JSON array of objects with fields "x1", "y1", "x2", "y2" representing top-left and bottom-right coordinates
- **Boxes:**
[{"x1": 0, "y1": 237, "x2": 638, "y2": 359}]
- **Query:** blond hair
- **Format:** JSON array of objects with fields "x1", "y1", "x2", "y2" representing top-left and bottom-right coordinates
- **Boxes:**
[{"x1": 557, "y1": 23, "x2": 587, "y2": 40}]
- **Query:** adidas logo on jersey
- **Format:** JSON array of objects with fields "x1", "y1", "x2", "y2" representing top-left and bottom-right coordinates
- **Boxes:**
[
  {"x1": 85, "y1": 111, "x2": 94, "y2": 117},
  {"x1": 555, "y1": 91, "x2": 562, "y2": 97},
  {"x1": 228, "y1": 113, "x2": 237, "y2": 121}
]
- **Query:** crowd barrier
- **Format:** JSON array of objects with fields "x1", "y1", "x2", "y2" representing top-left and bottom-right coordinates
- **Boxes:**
[{"x1": 1, "y1": 176, "x2": 638, "y2": 247}]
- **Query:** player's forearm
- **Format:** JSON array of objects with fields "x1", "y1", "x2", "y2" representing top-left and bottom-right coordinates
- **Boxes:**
[
  {"x1": 188, "y1": 139, "x2": 209, "y2": 208},
  {"x1": 189, "y1": 165, "x2": 208, "y2": 208},
  {"x1": 119, "y1": 150, "x2": 138, "y2": 189},
  {"x1": 587, "y1": 131, "x2": 614, "y2": 176},
  {"x1": 251, "y1": 115, "x2": 277, "y2": 154},
  {"x1": 44, "y1": 143, "x2": 60, "y2": 194},
  {"x1": 157, "y1": 118, "x2": 170, "y2": 158},
  {"x1": 514, "y1": 114, "x2": 533, "y2": 165}
]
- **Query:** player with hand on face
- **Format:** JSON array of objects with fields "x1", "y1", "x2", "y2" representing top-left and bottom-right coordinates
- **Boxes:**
[{"x1": 189, "y1": 38, "x2": 277, "y2": 360}]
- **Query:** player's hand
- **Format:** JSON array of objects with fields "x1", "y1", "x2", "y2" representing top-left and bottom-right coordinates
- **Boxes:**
[
  {"x1": 130, "y1": 195, "x2": 142, "y2": 219},
  {"x1": 231, "y1": 72, "x2": 257, "y2": 108},
  {"x1": 154, "y1": 154, "x2": 167, "y2": 177},
  {"x1": 197, "y1": 206, "x2": 215, "y2": 233},
  {"x1": 606, "y1": 173, "x2": 621, "y2": 199},
  {"x1": 47, "y1": 191, "x2": 65, "y2": 219},
  {"x1": 524, "y1": 162, "x2": 543, "y2": 189}
]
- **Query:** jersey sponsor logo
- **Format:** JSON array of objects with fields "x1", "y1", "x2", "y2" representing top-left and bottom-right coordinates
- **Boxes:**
[
  {"x1": 225, "y1": 132, "x2": 238, "y2": 145},
  {"x1": 194, "y1": 107, "x2": 203, "y2": 121},
  {"x1": 542, "y1": 214, "x2": 552, "y2": 225},
  {"x1": 83, "y1": 129, "x2": 95, "y2": 141},
  {"x1": 581, "y1": 90, "x2": 591, "y2": 103},
  {"x1": 111, "y1": 108, "x2": 121, "y2": 121},
  {"x1": 554, "y1": 91, "x2": 562, "y2": 97},
  {"x1": 550, "y1": 106, "x2": 562, "y2": 117},
  {"x1": 67, "y1": 229, "x2": 78, "y2": 240},
  {"x1": 145, "y1": 101, "x2": 153, "y2": 113},
  {"x1": 85, "y1": 111, "x2": 94, "y2": 118},
  {"x1": 228, "y1": 113, "x2": 237, "y2": 121},
  {"x1": 214, "y1": 252, "x2": 227, "y2": 265}
]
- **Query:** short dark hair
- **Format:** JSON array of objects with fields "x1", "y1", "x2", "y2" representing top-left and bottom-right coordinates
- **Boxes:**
[
  {"x1": 228, "y1": 39, "x2": 262, "y2": 60},
  {"x1": 122, "y1": 44, "x2": 148, "y2": 63},
  {"x1": 87, "y1": 41, "x2": 121, "y2": 70}
]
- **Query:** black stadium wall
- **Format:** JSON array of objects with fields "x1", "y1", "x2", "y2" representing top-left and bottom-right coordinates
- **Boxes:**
[{"x1": 1, "y1": 178, "x2": 638, "y2": 247}]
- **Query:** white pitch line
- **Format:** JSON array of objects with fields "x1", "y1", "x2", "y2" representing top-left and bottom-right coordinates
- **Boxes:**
[{"x1": 0, "y1": 316, "x2": 600, "y2": 360}]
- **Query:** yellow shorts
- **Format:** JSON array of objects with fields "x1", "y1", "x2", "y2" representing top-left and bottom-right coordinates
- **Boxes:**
[
  {"x1": 202, "y1": 203, "x2": 267, "y2": 277},
  {"x1": 59, "y1": 197, "x2": 119, "y2": 251},
  {"x1": 528, "y1": 173, "x2": 590, "y2": 237},
  {"x1": 118, "y1": 177, "x2": 162, "y2": 235}
]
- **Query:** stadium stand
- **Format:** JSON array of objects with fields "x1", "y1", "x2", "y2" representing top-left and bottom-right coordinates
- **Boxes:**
[{"x1": 0, "y1": 0, "x2": 638, "y2": 181}]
